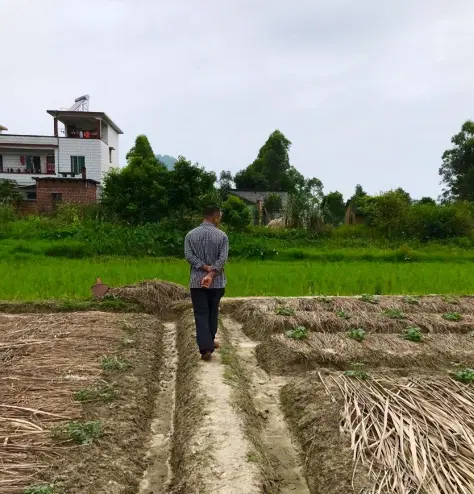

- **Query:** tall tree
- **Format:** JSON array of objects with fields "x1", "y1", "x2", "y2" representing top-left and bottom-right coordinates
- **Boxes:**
[
  {"x1": 218, "y1": 170, "x2": 234, "y2": 201},
  {"x1": 322, "y1": 191, "x2": 345, "y2": 225},
  {"x1": 234, "y1": 130, "x2": 297, "y2": 191},
  {"x1": 0, "y1": 179, "x2": 20, "y2": 205},
  {"x1": 440, "y1": 120, "x2": 474, "y2": 201},
  {"x1": 126, "y1": 134, "x2": 157, "y2": 161}
]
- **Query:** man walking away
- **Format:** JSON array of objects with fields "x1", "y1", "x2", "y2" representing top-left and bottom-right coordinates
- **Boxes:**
[{"x1": 184, "y1": 205, "x2": 229, "y2": 361}]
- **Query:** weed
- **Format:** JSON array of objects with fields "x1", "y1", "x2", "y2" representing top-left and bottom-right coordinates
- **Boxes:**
[
  {"x1": 285, "y1": 326, "x2": 308, "y2": 340},
  {"x1": 337, "y1": 310, "x2": 351, "y2": 319},
  {"x1": 442, "y1": 295, "x2": 459, "y2": 305},
  {"x1": 53, "y1": 420, "x2": 102, "y2": 445},
  {"x1": 275, "y1": 306, "x2": 295, "y2": 316},
  {"x1": 384, "y1": 309, "x2": 406, "y2": 319},
  {"x1": 402, "y1": 327, "x2": 423, "y2": 342},
  {"x1": 101, "y1": 356, "x2": 132, "y2": 371},
  {"x1": 73, "y1": 383, "x2": 118, "y2": 403},
  {"x1": 347, "y1": 328, "x2": 366, "y2": 342},
  {"x1": 453, "y1": 368, "x2": 474, "y2": 384},
  {"x1": 343, "y1": 363, "x2": 370, "y2": 380},
  {"x1": 246, "y1": 452, "x2": 259, "y2": 463},
  {"x1": 404, "y1": 295, "x2": 420, "y2": 305},
  {"x1": 24, "y1": 486, "x2": 54, "y2": 494},
  {"x1": 360, "y1": 294, "x2": 378, "y2": 305},
  {"x1": 443, "y1": 312, "x2": 463, "y2": 322}
]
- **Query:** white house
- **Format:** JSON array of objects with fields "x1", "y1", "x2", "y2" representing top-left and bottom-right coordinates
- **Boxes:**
[{"x1": 0, "y1": 96, "x2": 123, "y2": 187}]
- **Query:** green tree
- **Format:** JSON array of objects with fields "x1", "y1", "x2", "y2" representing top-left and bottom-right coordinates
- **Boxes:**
[
  {"x1": 0, "y1": 179, "x2": 20, "y2": 205},
  {"x1": 221, "y1": 195, "x2": 251, "y2": 230},
  {"x1": 218, "y1": 170, "x2": 234, "y2": 201},
  {"x1": 285, "y1": 178, "x2": 325, "y2": 229},
  {"x1": 264, "y1": 193, "x2": 283, "y2": 218},
  {"x1": 126, "y1": 134, "x2": 157, "y2": 161},
  {"x1": 234, "y1": 130, "x2": 298, "y2": 191},
  {"x1": 418, "y1": 197, "x2": 436, "y2": 206},
  {"x1": 322, "y1": 191, "x2": 345, "y2": 225},
  {"x1": 440, "y1": 121, "x2": 474, "y2": 201}
]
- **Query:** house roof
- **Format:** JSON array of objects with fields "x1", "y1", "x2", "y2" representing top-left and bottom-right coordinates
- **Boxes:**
[
  {"x1": 0, "y1": 125, "x2": 8, "y2": 131},
  {"x1": 228, "y1": 190, "x2": 288, "y2": 205},
  {"x1": 33, "y1": 177, "x2": 100, "y2": 185},
  {"x1": 46, "y1": 110, "x2": 123, "y2": 134}
]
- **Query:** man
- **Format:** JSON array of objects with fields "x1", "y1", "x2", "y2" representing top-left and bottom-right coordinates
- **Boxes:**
[{"x1": 184, "y1": 205, "x2": 229, "y2": 361}]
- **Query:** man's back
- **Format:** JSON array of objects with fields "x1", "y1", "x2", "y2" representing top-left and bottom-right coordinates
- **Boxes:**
[{"x1": 184, "y1": 222, "x2": 228, "y2": 289}]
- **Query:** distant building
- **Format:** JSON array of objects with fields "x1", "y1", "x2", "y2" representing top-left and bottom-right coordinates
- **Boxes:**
[
  {"x1": 0, "y1": 95, "x2": 123, "y2": 187},
  {"x1": 228, "y1": 189, "x2": 288, "y2": 225},
  {"x1": 344, "y1": 200, "x2": 365, "y2": 225}
]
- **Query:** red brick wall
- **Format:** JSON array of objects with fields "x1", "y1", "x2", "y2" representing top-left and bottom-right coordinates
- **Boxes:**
[{"x1": 17, "y1": 179, "x2": 98, "y2": 215}]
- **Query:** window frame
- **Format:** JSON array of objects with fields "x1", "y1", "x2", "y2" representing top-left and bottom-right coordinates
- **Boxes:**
[{"x1": 70, "y1": 156, "x2": 85, "y2": 174}]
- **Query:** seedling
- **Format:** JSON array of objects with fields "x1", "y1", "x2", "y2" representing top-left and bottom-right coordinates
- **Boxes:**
[
  {"x1": 73, "y1": 383, "x2": 118, "y2": 403},
  {"x1": 384, "y1": 309, "x2": 406, "y2": 320},
  {"x1": 53, "y1": 420, "x2": 102, "y2": 445},
  {"x1": 404, "y1": 296, "x2": 420, "y2": 305},
  {"x1": 101, "y1": 356, "x2": 132, "y2": 371},
  {"x1": 360, "y1": 294, "x2": 378, "y2": 305},
  {"x1": 402, "y1": 327, "x2": 423, "y2": 342},
  {"x1": 337, "y1": 310, "x2": 351, "y2": 320},
  {"x1": 453, "y1": 368, "x2": 474, "y2": 384},
  {"x1": 443, "y1": 312, "x2": 463, "y2": 322},
  {"x1": 347, "y1": 328, "x2": 366, "y2": 342},
  {"x1": 24, "y1": 486, "x2": 54, "y2": 494},
  {"x1": 285, "y1": 326, "x2": 308, "y2": 340},
  {"x1": 275, "y1": 306, "x2": 295, "y2": 317},
  {"x1": 442, "y1": 295, "x2": 459, "y2": 305},
  {"x1": 344, "y1": 363, "x2": 370, "y2": 380}
]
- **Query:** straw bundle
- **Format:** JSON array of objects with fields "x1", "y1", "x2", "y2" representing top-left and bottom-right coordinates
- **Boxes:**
[
  {"x1": 332, "y1": 375, "x2": 474, "y2": 493},
  {"x1": 107, "y1": 280, "x2": 189, "y2": 313}
]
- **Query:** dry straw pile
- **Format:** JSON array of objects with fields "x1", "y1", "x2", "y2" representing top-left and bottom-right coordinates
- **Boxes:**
[{"x1": 328, "y1": 375, "x2": 474, "y2": 493}]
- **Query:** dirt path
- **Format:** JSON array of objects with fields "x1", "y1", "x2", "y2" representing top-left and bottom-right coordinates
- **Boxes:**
[
  {"x1": 139, "y1": 322, "x2": 177, "y2": 493},
  {"x1": 222, "y1": 317, "x2": 310, "y2": 494}
]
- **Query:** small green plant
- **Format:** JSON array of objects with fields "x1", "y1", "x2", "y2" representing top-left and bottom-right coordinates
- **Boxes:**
[
  {"x1": 101, "y1": 356, "x2": 132, "y2": 371},
  {"x1": 443, "y1": 312, "x2": 463, "y2": 322},
  {"x1": 285, "y1": 326, "x2": 308, "y2": 340},
  {"x1": 24, "y1": 486, "x2": 54, "y2": 494},
  {"x1": 404, "y1": 296, "x2": 420, "y2": 305},
  {"x1": 275, "y1": 306, "x2": 295, "y2": 316},
  {"x1": 402, "y1": 327, "x2": 423, "y2": 342},
  {"x1": 453, "y1": 368, "x2": 474, "y2": 384},
  {"x1": 360, "y1": 294, "x2": 378, "y2": 305},
  {"x1": 53, "y1": 421, "x2": 102, "y2": 445},
  {"x1": 442, "y1": 295, "x2": 459, "y2": 305},
  {"x1": 73, "y1": 383, "x2": 118, "y2": 403},
  {"x1": 337, "y1": 310, "x2": 351, "y2": 319},
  {"x1": 343, "y1": 363, "x2": 370, "y2": 380},
  {"x1": 347, "y1": 328, "x2": 366, "y2": 342},
  {"x1": 246, "y1": 452, "x2": 259, "y2": 463},
  {"x1": 384, "y1": 309, "x2": 406, "y2": 319}
]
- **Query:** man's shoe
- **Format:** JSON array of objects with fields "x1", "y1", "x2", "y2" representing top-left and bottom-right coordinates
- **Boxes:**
[
  {"x1": 201, "y1": 351, "x2": 213, "y2": 362},
  {"x1": 214, "y1": 341, "x2": 221, "y2": 349}
]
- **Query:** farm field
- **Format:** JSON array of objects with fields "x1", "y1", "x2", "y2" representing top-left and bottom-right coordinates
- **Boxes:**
[
  {"x1": 2, "y1": 257, "x2": 474, "y2": 299},
  {"x1": 3, "y1": 283, "x2": 474, "y2": 493}
]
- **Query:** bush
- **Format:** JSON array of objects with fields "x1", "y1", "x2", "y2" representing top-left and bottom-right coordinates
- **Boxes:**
[{"x1": 222, "y1": 196, "x2": 251, "y2": 231}]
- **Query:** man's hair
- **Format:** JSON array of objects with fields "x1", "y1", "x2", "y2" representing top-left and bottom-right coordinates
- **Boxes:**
[{"x1": 203, "y1": 205, "x2": 221, "y2": 217}]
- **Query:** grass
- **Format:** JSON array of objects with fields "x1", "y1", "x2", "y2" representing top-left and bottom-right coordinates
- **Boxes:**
[
  {"x1": 3, "y1": 257, "x2": 474, "y2": 300},
  {"x1": 73, "y1": 383, "x2": 119, "y2": 403},
  {"x1": 101, "y1": 356, "x2": 132, "y2": 371},
  {"x1": 24, "y1": 486, "x2": 54, "y2": 494}
]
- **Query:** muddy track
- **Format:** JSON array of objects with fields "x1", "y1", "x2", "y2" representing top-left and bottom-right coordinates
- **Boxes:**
[{"x1": 138, "y1": 307, "x2": 310, "y2": 493}]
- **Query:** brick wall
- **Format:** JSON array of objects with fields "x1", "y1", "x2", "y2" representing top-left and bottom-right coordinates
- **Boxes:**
[{"x1": 18, "y1": 178, "x2": 98, "y2": 215}]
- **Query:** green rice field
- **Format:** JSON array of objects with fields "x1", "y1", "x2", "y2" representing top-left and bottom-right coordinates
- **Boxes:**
[{"x1": 1, "y1": 257, "x2": 473, "y2": 300}]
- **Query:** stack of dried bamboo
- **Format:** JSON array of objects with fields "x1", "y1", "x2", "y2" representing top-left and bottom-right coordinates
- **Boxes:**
[{"x1": 333, "y1": 375, "x2": 474, "y2": 493}]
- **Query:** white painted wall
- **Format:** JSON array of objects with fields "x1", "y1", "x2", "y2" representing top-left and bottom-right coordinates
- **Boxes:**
[
  {"x1": 108, "y1": 127, "x2": 119, "y2": 168},
  {"x1": 0, "y1": 135, "x2": 57, "y2": 146},
  {"x1": 58, "y1": 138, "x2": 102, "y2": 182}
]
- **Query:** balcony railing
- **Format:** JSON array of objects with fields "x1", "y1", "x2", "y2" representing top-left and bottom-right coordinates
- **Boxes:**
[{"x1": 0, "y1": 166, "x2": 56, "y2": 175}]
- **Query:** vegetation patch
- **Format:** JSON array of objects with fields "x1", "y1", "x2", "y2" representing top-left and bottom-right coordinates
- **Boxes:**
[
  {"x1": 383, "y1": 309, "x2": 406, "y2": 319},
  {"x1": 443, "y1": 312, "x2": 463, "y2": 322},
  {"x1": 53, "y1": 420, "x2": 103, "y2": 445},
  {"x1": 347, "y1": 328, "x2": 366, "y2": 342},
  {"x1": 402, "y1": 327, "x2": 423, "y2": 342},
  {"x1": 285, "y1": 326, "x2": 308, "y2": 340}
]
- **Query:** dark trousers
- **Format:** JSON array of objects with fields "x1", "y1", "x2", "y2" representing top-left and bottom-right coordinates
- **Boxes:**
[{"x1": 190, "y1": 288, "x2": 225, "y2": 355}]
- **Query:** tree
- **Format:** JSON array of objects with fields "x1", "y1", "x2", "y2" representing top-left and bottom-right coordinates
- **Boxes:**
[
  {"x1": 221, "y1": 195, "x2": 251, "y2": 230},
  {"x1": 440, "y1": 120, "x2": 474, "y2": 201},
  {"x1": 126, "y1": 134, "x2": 157, "y2": 161},
  {"x1": 234, "y1": 130, "x2": 298, "y2": 191},
  {"x1": 0, "y1": 179, "x2": 20, "y2": 204},
  {"x1": 264, "y1": 193, "x2": 283, "y2": 218},
  {"x1": 322, "y1": 191, "x2": 345, "y2": 225},
  {"x1": 285, "y1": 177, "x2": 325, "y2": 229},
  {"x1": 418, "y1": 197, "x2": 436, "y2": 206},
  {"x1": 218, "y1": 170, "x2": 234, "y2": 201}
]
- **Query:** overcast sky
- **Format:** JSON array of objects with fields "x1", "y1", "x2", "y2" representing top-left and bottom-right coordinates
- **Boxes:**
[{"x1": 2, "y1": 0, "x2": 474, "y2": 199}]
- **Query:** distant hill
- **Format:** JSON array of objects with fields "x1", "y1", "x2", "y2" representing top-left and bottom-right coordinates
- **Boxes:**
[{"x1": 156, "y1": 154, "x2": 178, "y2": 170}]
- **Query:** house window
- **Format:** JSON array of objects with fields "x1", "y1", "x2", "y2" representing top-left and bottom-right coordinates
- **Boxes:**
[
  {"x1": 109, "y1": 147, "x2": 113, "y2": 163},
  {"x1": 71, "y1": 156, "x2": 85, "y2": 174},
  {"x1": 27, "y1": 192, "x2": 36, "y2": 201},
  {"x1": 46, "y1": 154, "x2": 55, "y2": 174},
  {"x1": 52, "y1": 193, "x2": 62, "y2": 202}
]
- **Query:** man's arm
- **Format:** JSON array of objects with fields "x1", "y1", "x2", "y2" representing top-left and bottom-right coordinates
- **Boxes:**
[
  {"x1": 184, "y1": 235, "x2": 206, "y2": 270},
  {"x1": 211, "y1": 235, "x2": 229, "y2": 274}
]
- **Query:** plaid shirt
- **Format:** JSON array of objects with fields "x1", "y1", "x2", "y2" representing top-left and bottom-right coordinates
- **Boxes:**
[{"x1": 184, "y1": 222, "x2": 229, "y2": 289}]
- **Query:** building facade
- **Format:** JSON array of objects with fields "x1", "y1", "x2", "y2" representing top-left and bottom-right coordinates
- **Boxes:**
[{"x1": 0, "y1": 103, "x2": 123, "y2": 188}]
